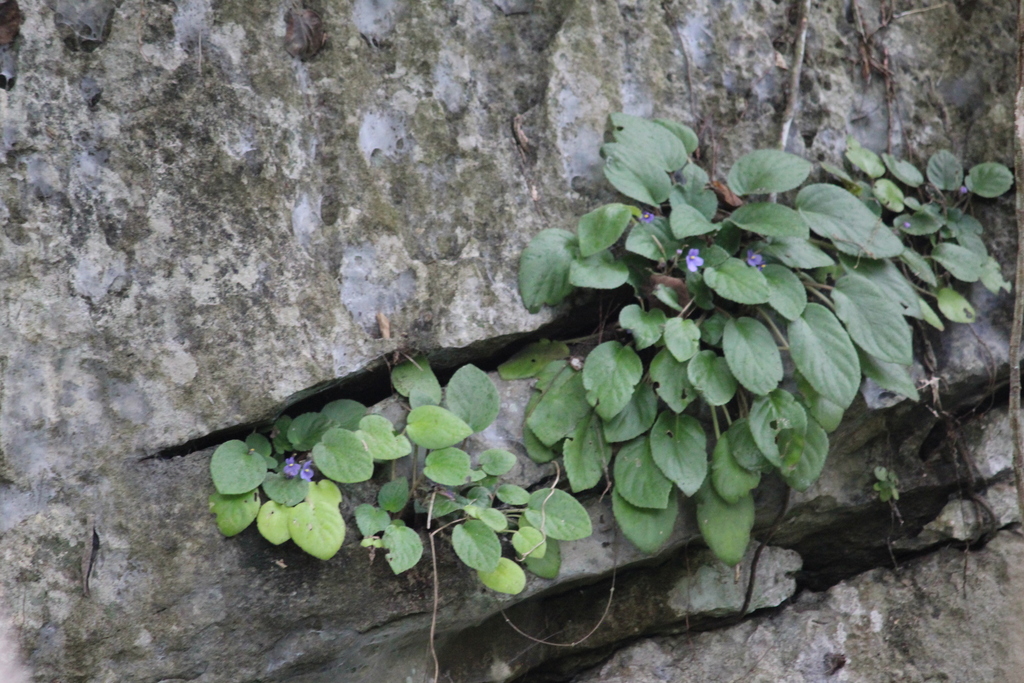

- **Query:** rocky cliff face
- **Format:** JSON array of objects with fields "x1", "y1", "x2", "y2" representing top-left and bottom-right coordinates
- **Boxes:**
[{"x1": 0, "y1": 0, "x2": 1018, "y2": 681}]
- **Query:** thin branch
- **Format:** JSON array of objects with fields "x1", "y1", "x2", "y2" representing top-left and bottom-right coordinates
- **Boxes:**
[
  {"x1": 1009, "y1": 0, "x2": 1024, "y2": 526},
  {"x1": 777, "y1": 0, "x2": 812, "y2": 151},
  {"x1": 429, "y1": 532, "x2": 441, "y2": 683}
]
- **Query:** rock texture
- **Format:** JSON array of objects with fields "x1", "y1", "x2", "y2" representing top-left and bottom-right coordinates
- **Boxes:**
[{"x1": 0, "y1": 0, "x2": 1019, "y2": 681}]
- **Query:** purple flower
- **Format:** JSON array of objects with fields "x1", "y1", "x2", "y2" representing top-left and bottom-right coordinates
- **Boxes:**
[
  {"x1": 746, "y1": 250, "x2": 765, "y2": 270},
  {"x1": 283, "y1": 457, "x2": 301, "y2": 478},
  {"x1": 640, "y1": 210, "x2": 656, "y2": 223},
  {"x1": 685, "y1": 248, "x2": 704, "y2": 273},
  {"x1": 902, "y1": 221, "x2": 911, "y2": 228},
  {"x1": 299, "y1": 461, "x2": 315, "y2": 481},
  {"x1": 959, "y1": 185, "x2": 969, "y2": 195}
]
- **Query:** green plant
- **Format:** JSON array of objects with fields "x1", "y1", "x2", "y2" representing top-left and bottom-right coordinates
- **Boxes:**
[
  {"x1": 208, "y1": 358, "x2": 590, "y2": 594},
  {"x1": 873, "y1": 466, "x2": 900, "y2": 503},
  {"x1": 515, "y1": 112, "x2": 1012, "y2": 565}
]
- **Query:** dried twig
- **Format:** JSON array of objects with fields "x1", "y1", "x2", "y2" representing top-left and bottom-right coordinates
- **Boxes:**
[
  {"x1": 777, "y1": 0, "x2": 811, "y2": 151},
  {"x1": 1009, "y1": 0, "x2": 1024, "y2": 525}
]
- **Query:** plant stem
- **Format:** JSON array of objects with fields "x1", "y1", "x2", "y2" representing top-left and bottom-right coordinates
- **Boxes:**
[
  {"x1": 710, "y1": 405, "x2": 721, "y2": 440},
  {"x1": 757, "y1": 308, "x2": 789, "y2": 348},
  {"x1": 1009, "y1": 0, "x2": 1024, "y2": 526},
  {"x1": 804, "y1": 284, "x2": 835, "y2": 310}
]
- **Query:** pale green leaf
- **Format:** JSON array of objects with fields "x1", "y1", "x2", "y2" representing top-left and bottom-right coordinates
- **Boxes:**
[
  {"x1": 728, "y1": 202, "x2": 809, "y2": 238},
  {"x1": 965, "y1": 162, "x2": 1013, "y2": 198},
  {"x1": 406, "y1": 406, "x2": 473, "y2": 450},
  {"x1": 687, "y1": 350, "x2": 738, "y2": 407},
  {"x1": 391, "y1": 355, "x2": 442, "y2": 404},
  {"x1": 788, "y1": 304, "x2": 861, "y2": 409},
  {"x1": 497, "y1": 484, "x2": 531, "y2": 506},
  {"x1": 423, "y1": 447, "x2": 472, "y2": 486},
  {"x1": 525, "y1": 489, "x2": 592, "y2": 541},
  {"x1": 445, "y1": 364, "x2": 500, "y2": 433},
  {"x1": 748, "y1": 389, "x2": 807, "y2": 467},
  {"x1": 524, "y1": 535, "x2": 561, "y2": 579},
  {"x1": 288, "y1": 486, "x2": 346, "y2": 560},
  {"x1": 578, "y1": 203, "x2": 634, "y2": 257},
  {"x1": 610, "y1": 112, "x2": 689, "y2": 172},
  {"x1": 780, "y1": 418, "x2": 828, "y2": 491},
  {"x1": 210, "y1": 440, "x2": 268, "y2": 496},
  {"x1": 569, "y1": 250, "x2": 631, "y2": 289},
  {"x1": 478, "y1": 557, "x2": 527, "y2": 595},
  {"x1": 882, "y1": 153, "x2": 923, "y2": 187},
  {"x1": 711, "y1": 433, "x2": 761, "y2": 504},
  {"x1": 209, "y1": 490, "x2": 259, "y2": 537},
  {"x1": 762, "y1": 264, "x2": 806, "y2": 321},
  {"x1": 382, "y1": 524, "x2": 423, "y2": 574},
  {"x1": 619, "y1": 305, "x2": 666, "y2": 350},
  {"x1": 452, "y1": 520, "x2": 502, "y2": 572},
  {"x1": 932, "y1": 243, "x2": 985, "y2": 283},
  {"x1": 845, "y1": 137, "x2": 885, "y2": 177},
  {"x1": 603, "y1": 142, "x2": 671, "y2": 205},
  {"x1": 498, "y1": 340, "x2": 570, "y2": 380},
  {"x1": 873, "y1": 178, "x2": 904, "y2": 212},
  {"x1": 354, "y1": 503, "x2": 391, "y2": 537},
  {"x1": 321, "y1": 399, "x2": 366, "y2": 431},
  {"x1": 670, "y1": 200, "x2": 717, "y2": 239},
  {"x1": 357, "y1": 414, "x2": 412, "y2": 461},
  {"x1": 625, "y1": 216, "x2": 680, "y2": 261},
  {"x1": 936, "y1": 288, "x2": 976, "y2": 323},
  {"x1": 696, "y1": 485, "x2": 754, "y2": 567},
  {"x1": 563, "y1": 411, "x2": 610, "y2": 492},
  {"x1": 614, "y1": 436, "x2": 673, "y2": 509},
  {"x1": 900, "y1": 248, "x2": 937, "y2": 287},
  {"x1": 613, "y1": 488, "x2": 678, "y2": 554},
  {"x1": 582, "y1": 342, "x2": 643, "y2": 420},
  {"x1": 795, "y1": 373, "x2": 844, "y2": 433},
  {"x1": 927, "y1": 150, "x2": 963, "y2": 191},
  {"x1": 649, "y1": 411, "x2": 707, "y2": 496},
  {"x1": 261, "y1": 471, "x2": 309, "y2": 506},
  {"x1": 723, "y1": 317, "x2": 783, "y2": 396},
  {"x1": 727, "y1": 149, "x2": 811, "y2": 195},
  {"x1": 663, "y1": 317, "x2": 701, "y2": 362},
  {"x1": 287, "y1": 412, "x2": 333, "y2": 452},
  {"x1": 512, "y1": 527, "x2": 547, "y2": 559},
  {"x1": 378, "y1": 478, "x2": 409, "y2": 513},
  {"x1": 757, "y1": 237, "x2": 834, "y2": 268},
  {"x1": 858, "y1": 349, "x2": 919, "y2": 402},
  {"x1": 980, "y1": 257, "x2": 1011, "y2": 294},
  {"x1": 602, "y1": 382, "x2": 658, "y2": 443},
  {"x1": 312, "y1": 428, "x2": 373, "y2": 483},
  {"x1": 832, "y1": 276, "x2": 913, "y2": 364},
  {"x1": 653, "y1": 118, "x2": 699, "y2": 156},
  {"x1": 796, "y1": 184, "x2": 904, "y2": 258},
  {"x1": 703, "y1": 257, "x2": 770, "y2": 304},
  {"x1": 526, "y1": 366, "x2": 590, "y2": 446},
  {"x1": 256, "y1": 500, "x2": 291, "y2": 545},
  {"x1": 649, "y1": 348, "x2": 695, "y2": 414},
  {"x1": 725, "y1": 418, "x2": 773, "y2": 473},
  {"x1": 519, "y1": 229, "x2": 577, "y2": 313}
]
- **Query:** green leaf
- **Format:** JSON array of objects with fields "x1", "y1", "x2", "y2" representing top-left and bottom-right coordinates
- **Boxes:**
[
  {"x1": 602, "y1": 142, "x2": 672, "y2": 205},
  {"x1": 382, "y1": 524, "x2": 423, "y2": 574},
  {"x1": 423, "y1": 447, "x2": 472, "y2": 486},
  {"x1": 256, "y1": 500, "x2": 291, "y2": 545},
  {"x1": 519, "y1": 229, "x2": 578, "y2": 312},
  {"x1": 788, "y1": 304, "x2": 861, "y2": 409},
  {"x1": 391, "y1": 355, "x2": 442, "y2": 404},
  {"x1": 578, "y1": 203, "x2": 634, "y2": 257},
  {"x1": 675, "y1": 166, "x2": 719, "y2": 220},
  {"x1": 654, "y1": 119, "x2": 699, "y2": 155},
  {"x1": 821, "y1": 161, "x2": 854, "y2": 183},
  {"x1": 406, "y1": 406, "x2": 473, "y2": 450},
  {"x1": 209, "y1": 490, "x2": 259, "y2": 537},
  {"x1": 354, "y1": 503, "x2": 391, "y2": 537},
  {"x1": 696, "y1": 485, "x2": 754, "y2": 567},
  {"x1": 262, "y1": 471, "x2": 310, "y2": 506},
  {"x1": 452, "y1": 520, "x2": 502, "y2": 572},
  {"x1": 725, "y1": 418, "x2": 773, "y2": 473},
  {"x1": 445, "y1": 364, "x2": 500, "y2": 433},
  {"x1": 703, "y1": 258, "x2": 770, "y2": 305},
  {"x1": 288, "y1": 481, "x2": 346, "y2": 560},
  {"x1": 894, "y1": 210, "x2": 942, "y2": 236},
  {"x1": 687, "y1": 350, "x2": 737, "y2": 407},
  {"x1": 619, "y1": 305, "x2": 666, "y2": 350},
  {"x1": 727, "y1": 149, "x2": 811, "y2": 195},
  {"x1": 312, "y1": 428, "x2": 373, "y2": 483},
  {"x1": 476, "y1": 449, "x2": 516, "y2": 477},
  {"x1": 832, "y1": 276, "x2": 913, "y2": 364},
  {"x1": 723, "y1": 317, "x2": 783, "y2": 396},
  {"x1": 499, "y1": 340, "x2": 570, "y2": 380},
  {"x1": 524, "y1": 534, "x2": 561, "y2": 579},
  {"x1": 839, "y1": 255, "x2": 922, "y2": 319},
  {"x1": 711, "y1": 434, "x2": 760, "y2": 504},
  {"x1": 526, "y1": 366, "x2": 591, "y2": 446},
  {"x1": 478, "y1": 557, "x2": 527, "y2": 595},
  {"x1": 653, "y1": 284, "x2": 684, "y2": 311},
  {"x1": 603, "y1": 383, "x2": 658, "y2": 443},
  {"x1": 497, "y1": 484, "x2": 531, "y2": 506},
  {"x1": 287, "y1": 413, "x2": 333, "y2": 452},
  {"x1": 757, "y1": 237, "x2": 835, "y2": 269},
  {"x1": 663, "y1": 318, "x2": 701, "y2": 362},
  {"x1": 858, "y1": 349, "x2": 919, "y2": 401},
  {"x1": 900, "y1": 248, "x2": 937, "y2": 287},
  {"x1": 844, "y1": 137, "x2": 885, "y2": 178},
  {"x1": 780, "y1": 418, "x2": 828, "y2": 491},
  {"x1": 614, "y1": 436, "x2": 673, "y2": 509},
  {"x1": 613, "y1": 487, "x2": 678, "y2": 554},
  {"x1": 927, "y1": 150, "x2": 963, "y2": 191},
  {"x1": 271, "y1": 416, "x2": 293, "y2": 454},
  {"x1": 762, "y1": 264, "x2": 806, "y2": 321},
  {"x1": 649, "y1": 348, "x2": 695, "y2": 414},
  {"x1": 748, "y1": 389, "x2": 807, "y2": 467},
  {"x1": 918, "y1": 297, "x2": 945, "y2": 331},
  {"x1": 965, "y1": 162, "x2": 1013, "y2": 198},
  {"x1": 728, "y1": 202, "x2": 809, "y2": 238},
  {"x1": 670, "y1": 202, "x2": 718, "y2": 240},
  {"x1": 873, "y1": 178, "x2": 904, "y2": 212},
  {"x1": 687, "y1": 269, "x2": 715, "y2": 309},
  {"x1": 980, "y1": 257, "x2": 1011, "y2": 294},
  {"x1": 649, "y1": 411, "x2": 707, "y2": 496},
  {"x1": 932, "y1": 243, "x2": 985, "y2": 283},
  {"x1": 795, "y1": 373, "x2": 844, "y2": 433},
  {"x1": 246, "y1": 433, "x2": 272, "y2": 459},
  {"x1": 512, "y1": 527, "x2": 547, "y2": 559},
  {"x1": 882, "y1": 153, "x2": 924, "y2": 187},
  {"x1": 356, "y1": 414, "x2": 412, "y2": 461},
  {"x1": 569, "y1": 250, "x2": 630, "y2": 289},
  {"x1": 210, "y1": 440, "x2": 269, "y2": 495},
  {"x1": 625, "y1": 216, "x2": 680, "y2": 261},
  {"x1": 610, "y1": 112, "x2": 689, "y2": 172},
  {"x1": 796, "y1": 184, "x2": 904, "y2": 258},
  {"x1": 378, "y1": 478, "x2": 410, "y2": 513},
  {"x1": 525, "y1": 489, "x2": 593, "y2": 541},
  {"x1": 936, "y1": 287, "x2": 976, "y2": 323},
  {"x1": 698, "y1": 244, "x2": 731, "y2": 268},
  {"x1": 583, "y1": 342, "x2": 643, "y2": 420},
  {"x1": 479, "y1": 508, "x2": 509, "y2": 532},
  {"x1": 321, "y1": 399, "x2": 366, "y2": 431}
]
